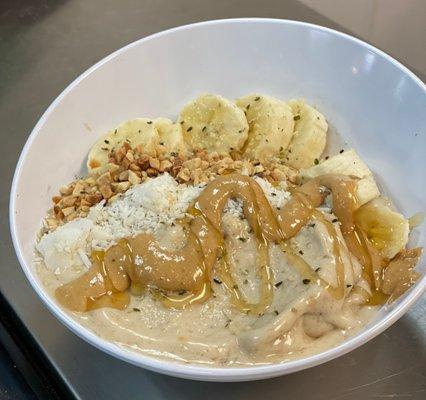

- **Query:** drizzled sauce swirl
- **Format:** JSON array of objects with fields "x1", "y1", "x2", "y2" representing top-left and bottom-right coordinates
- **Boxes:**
[{"x1": 55, "y1": 173, "x2": 394, "y2": 312}]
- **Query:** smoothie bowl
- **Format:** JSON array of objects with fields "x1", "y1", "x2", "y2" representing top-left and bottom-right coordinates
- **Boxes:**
[{"x1": 10, "y1": 19, "x2": 426, "y2": 381}]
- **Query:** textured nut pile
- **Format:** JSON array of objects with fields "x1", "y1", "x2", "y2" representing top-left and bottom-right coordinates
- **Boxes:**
[
  {"x1": 45, "y1": 143, "x2": 297, "y2": 231},
  {"x1": 174, "y1": 149, "x2": 296, "y2": 185}
]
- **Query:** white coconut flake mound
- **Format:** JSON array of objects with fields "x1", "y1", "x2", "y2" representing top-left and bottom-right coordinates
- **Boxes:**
[
  {"x1": 36, "y1": 173, "x2": 291, "y2": 281},
  {"x1": 37, "y1": 218, "x2": 93, "y2": 270},
  {"x1": 89, "y1": 173, "x2": 204, "y2": 249},
  {"x1": 224, "y1": 177, "x2": 291, "y2": 218},
  {"x1": 253, "y1": 176, "x2": 290, "y2": 208}
]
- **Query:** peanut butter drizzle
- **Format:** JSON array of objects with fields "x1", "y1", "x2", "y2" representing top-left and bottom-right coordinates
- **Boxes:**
[
  {"x1": 381, "y1": 247, "x2": 422, "y2": 301},
  {"x1": 278, "y1": 212, "x2": 346, "y2": 301},
  {"x1": 278, "y1": 241, "x2": 320, "y2": 283},
  {"x1": 55, "y1": 172, "x2": 396, "y2": 313},
  {"x1": 217, "y1": 241, "x2": 273, "y2": 314},
  {"x1": 56, "y1": 251, "x2": 130, "y2": 311},
  {"x1": 194, "y1": 174, "x2": 278, "y2": 313},
  {"x1": 296, "y1": 175, "x2": 389, "y2": 302},
  {"x1": 312, "y1": 210, "x2": 347, "y2": 300}
]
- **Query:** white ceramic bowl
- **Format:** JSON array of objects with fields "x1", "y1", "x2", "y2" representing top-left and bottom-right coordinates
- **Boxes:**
[{"x1": 10, "y1": 19, "x2": 426, "y2": 381}]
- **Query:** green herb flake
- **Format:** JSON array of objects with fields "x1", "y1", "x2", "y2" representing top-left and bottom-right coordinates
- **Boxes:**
[
  {"x1": 213, "y1": 278, "x2": 222, "y2": 284},
  {"x1": 274, "y1": 281, "x2": 283, "y2": 288},
  {"x1": 314, "y1": 158, "x2": 319, "y2": 165},
  {"x1": 293, "y1": 115, "x2": 300, "y2": 121},
  {"x1": 254, "y1": 96, "x2": 261, "y2": 101},
  {"x1": 187, "y1": 126, "x2": 193, "y2": 132},
  {"x1": 302, "y1": 279, "x2": 311, "y2": 285}
]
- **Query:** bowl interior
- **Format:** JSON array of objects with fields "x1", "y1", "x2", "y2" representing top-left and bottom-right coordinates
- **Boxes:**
[{"x1": 10, "y1": 19, "x2": 426, "y2": 381}]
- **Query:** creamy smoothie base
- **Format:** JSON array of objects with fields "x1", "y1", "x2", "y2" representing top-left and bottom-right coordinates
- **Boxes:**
[{"x1": 35, "y1": 93, "x2": 422, "y2": 367}]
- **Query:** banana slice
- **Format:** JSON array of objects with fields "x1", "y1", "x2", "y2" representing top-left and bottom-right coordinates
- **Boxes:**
[
  {"x1": 283, "y1": 100, "x2": 327, "y2": 169},
  {"x1": 356, "y1": 175, "x2": 381, "y2": 207},
  {"x1": 354, "y1": 197, "x2": 409, "y2": 259},
  {"x1": 179, "y1": 94, "x2": 248, "y2": 154},
  {"x1": 87, "y1": 118, "x2": 160, "y2": 172},
  {"x1": 235, "y1": 94, "x2": 294, "y2": 160},
  {"x1": 154, "y1": 118, "x2": 188, "y2": 156},
  {"x1": 299, "y1": 149, "x2": 380, "y2": 206}
]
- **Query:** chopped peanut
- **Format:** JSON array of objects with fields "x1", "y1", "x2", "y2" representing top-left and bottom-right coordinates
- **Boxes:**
[
  {"x1": 46, "y1": 141, "x2": 294, "y2": 232},
  {"x1": 62, "y1": 206, "x2": 75, "y2": 217},
  {"x1": 99, "y1": 183, "x2": 113, "y2": 199},
  {"x1": 118, "y1": 170, "x2": 129, "y2": 181},
  {"x1": 59, "y1": 185, "x2": 73, "y2": 196},
  {"x1": 149, "y1": 157, "x2": 160, "y2": 170},
  {"x1": 125, "y1": 151, "x2": 134, "y2": 163},
  {"x1": 52, "y1": 196, "x2": 62, "y2": 204},
  {"x1": 72, "y1": 182, "x2": 85, "y2": 196},
  {"x1": 128, "y1": 170, "x2": 142, "y2": 185},
  {"x1": 60, "y1": 196, "x2": 77, "y2": 207}
]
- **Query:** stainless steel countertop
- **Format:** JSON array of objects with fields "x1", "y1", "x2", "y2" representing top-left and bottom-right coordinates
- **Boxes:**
[{"x1": 1, "y1": 1, "x2": 425, "y2": 399}]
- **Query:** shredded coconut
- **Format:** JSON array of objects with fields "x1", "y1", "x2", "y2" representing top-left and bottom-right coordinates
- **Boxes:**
[
  {"x1": 37, "y1": 173, "x2": 291, "y2": 280},
  {"x1": 224, "y1": 177, "x2": 291, "y2": 218},
  {"x1": 253, "y1": 176, "x2": 290, "y2": 208}
]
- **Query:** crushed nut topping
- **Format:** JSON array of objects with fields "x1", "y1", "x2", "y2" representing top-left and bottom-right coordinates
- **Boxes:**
[{"x1": 44, "y1": 143, "x2": 297, "y2": 231}]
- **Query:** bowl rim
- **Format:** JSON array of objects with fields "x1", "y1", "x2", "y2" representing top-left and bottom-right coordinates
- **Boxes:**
[{"x1": 9, "y1": 18, "x2": 426, "y2": 381}]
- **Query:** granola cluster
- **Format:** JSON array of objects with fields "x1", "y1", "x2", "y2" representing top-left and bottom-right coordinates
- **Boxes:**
[{"x1": 45, "y1": 142, "x2": 297, "y2": 231}]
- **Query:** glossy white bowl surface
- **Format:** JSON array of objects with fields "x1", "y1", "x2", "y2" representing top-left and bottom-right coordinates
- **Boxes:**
[{"x1": 10, "y1": 19, "x2": 426, "y2": 381}]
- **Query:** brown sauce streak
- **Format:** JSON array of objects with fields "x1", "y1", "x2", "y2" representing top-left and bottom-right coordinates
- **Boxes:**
[
  {"x1": 55, "y1": 172, "x2": 415, "y2": 313},
  {"x1": 312, "y1": 211, "x2": 346, "y2": 300}
]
